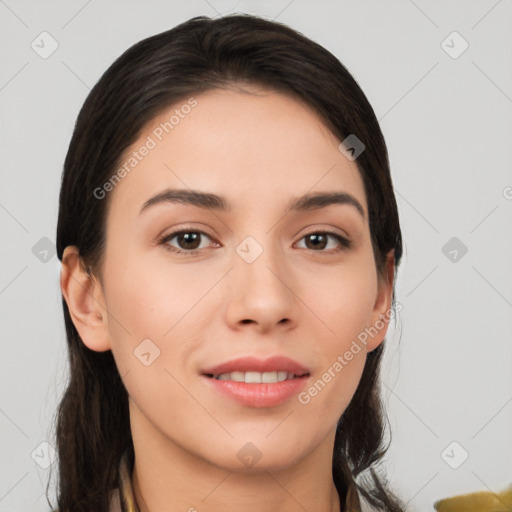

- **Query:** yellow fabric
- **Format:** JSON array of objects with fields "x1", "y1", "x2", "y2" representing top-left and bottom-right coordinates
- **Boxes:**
[
  {"x1": 434, "y1": 484, "x2": 512, "y2": 511},
  {"x1": 114, "y1": 448, "x2": 362, "y2": 512}
]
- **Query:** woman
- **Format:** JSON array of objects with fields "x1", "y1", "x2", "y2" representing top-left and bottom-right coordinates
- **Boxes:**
[{"x1": 52, "y1": 13, "x2": 405, "y2": 512}]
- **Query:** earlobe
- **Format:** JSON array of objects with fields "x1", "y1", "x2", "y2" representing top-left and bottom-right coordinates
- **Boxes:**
[
  {"x1": 366, "y1": 250, "x2": 395, "y2": 353},
  {"x1": 60, "y1": 246, "x2": 112, "y2": 352}
]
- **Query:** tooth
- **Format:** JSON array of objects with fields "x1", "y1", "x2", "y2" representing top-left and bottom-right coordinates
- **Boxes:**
[
  {"x1": 261, "y1": 371, "x2": 278, "y2": 383},
  {"x1": 215, "y1": 371, "x2": 297, "y2": 383},
  {"x1": 231, "y1": 371, "x2": 245, "y2": 382},
  {"x1": 245, "y1": 371, "x2": 262, "y2": 384}
]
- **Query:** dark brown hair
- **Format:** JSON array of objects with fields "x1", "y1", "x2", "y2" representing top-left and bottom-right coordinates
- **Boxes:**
[{"x1": 50, "y1": 13, "x2": 404, "y2": 512}]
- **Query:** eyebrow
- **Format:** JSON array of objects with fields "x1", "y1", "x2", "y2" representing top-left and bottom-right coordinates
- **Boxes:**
[{"x1": 139, "y1": 188, "x2": 365, "y2": 219}]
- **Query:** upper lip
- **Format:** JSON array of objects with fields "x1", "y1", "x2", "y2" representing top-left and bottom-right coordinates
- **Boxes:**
[{"x1": 202, "y1": 356, "x2": 310, "y2": 377}]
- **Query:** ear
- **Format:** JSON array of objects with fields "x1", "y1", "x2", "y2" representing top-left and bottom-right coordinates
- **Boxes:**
[
  {"x1": 60, "y1": 246, "x2": 112, "y2": 352},
  {"x1": 365, "y1": 250, "x2": 396, "y2": 353}
]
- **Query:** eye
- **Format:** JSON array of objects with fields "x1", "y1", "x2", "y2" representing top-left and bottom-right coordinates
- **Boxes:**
[
  {"x1": 296, "y1": 231, "x2": 351, "y2": 252},
  {"x1": 158, "y1": 228, "x2": 217, "y2": 256},
  {"x1": 158, "y1": 228, "x2": 351, "y2": 257}
]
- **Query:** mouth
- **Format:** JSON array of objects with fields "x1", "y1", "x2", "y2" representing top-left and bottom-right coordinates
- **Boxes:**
[
  {"x1": 200, "y1": 356, "x2": 311, "y2": 408},
  {"x1": 203, "y1": 371, "x2": 308, "y2": 383},
  {"x1": 201, "y1": 355, "x2": 310, "y2": 379}
]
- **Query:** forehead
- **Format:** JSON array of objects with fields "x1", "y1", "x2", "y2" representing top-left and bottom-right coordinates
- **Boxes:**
[{"x1": 106, "y1": 86, "x2": 367, "y2": 221}]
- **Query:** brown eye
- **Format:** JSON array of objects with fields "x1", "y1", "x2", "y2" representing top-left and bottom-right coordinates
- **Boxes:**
[
  {"x1": 174, "y1": 232, "x2": 202, "y2": 250},
  {"x1": 297, "y1": 232, "x2": 351, "y2": 252},
  {"x1": 159, "y1": 229, "x2": 216, "y2": 255}
]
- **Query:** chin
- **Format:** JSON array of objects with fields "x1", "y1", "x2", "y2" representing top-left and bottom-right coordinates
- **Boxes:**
[{"x1": 201, "y1": 434, "x2": 315, "y2": 473}]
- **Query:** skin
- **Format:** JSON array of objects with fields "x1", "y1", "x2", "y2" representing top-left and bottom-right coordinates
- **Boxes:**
[{"x1": 60, "y1": 85, "x2": 395, "y2": 512}]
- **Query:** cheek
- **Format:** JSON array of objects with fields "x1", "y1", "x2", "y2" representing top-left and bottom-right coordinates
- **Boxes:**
[
  {"x1": 299, "y1": 354, "x2": 366, "y2": 421},
  {"x1": 101, "y1": 247, "x2": 224, "y2": 380},
  {"x1": 102, "y1": 256, "x2": 210, "y2": 428},
  {"x1": 296, "y1": 259, "x2": 376, "y2": 411},
  {"x1": 304, "y1": 256, "x2": 377, "y2": 338},
  {"x1": 103, "y1": 247, "x2": 206, "y2": 333}
]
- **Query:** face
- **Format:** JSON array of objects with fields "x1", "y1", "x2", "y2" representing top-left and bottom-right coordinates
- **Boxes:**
[{"x1": 63, "y1": 85, "x2": 394, "y2": 472}]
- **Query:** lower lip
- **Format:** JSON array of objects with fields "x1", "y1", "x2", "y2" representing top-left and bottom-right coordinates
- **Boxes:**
[{"x1": 202, "y1": 375, "x2": 309, "y2": 408}]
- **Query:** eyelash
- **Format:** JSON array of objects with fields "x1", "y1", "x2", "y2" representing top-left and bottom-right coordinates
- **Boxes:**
[{"x1": 157, "y1": 227, "x2": 352, "y2": 256}]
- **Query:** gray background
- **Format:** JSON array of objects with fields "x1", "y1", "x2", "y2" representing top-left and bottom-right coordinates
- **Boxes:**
[{"x1": 1, "y1": 1, "x2": 511, "y2": 511}]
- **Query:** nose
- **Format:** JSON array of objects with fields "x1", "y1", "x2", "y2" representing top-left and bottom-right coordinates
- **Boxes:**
[{"x1": 224, "y1": 238, "x2": 298, "y2": 334}]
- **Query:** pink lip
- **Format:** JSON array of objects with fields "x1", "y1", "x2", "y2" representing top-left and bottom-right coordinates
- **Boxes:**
[
  {"x1": 204, "y1": 377, "x2": 309, "y2": 408},
  {"x1": 201, "y1": 356, "x2": 309, "y2": 376},
  {"x1": 201, "y1": 356, "x2": 310, "y2": 408}
]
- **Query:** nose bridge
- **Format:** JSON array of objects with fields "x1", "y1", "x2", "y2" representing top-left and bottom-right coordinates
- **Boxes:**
[
  {"x1": 235, "y1": 231, "x2": 285, "y2": 290},
  {"x1": 226, "y1": 230, "x2": 296, "y2": 328}
]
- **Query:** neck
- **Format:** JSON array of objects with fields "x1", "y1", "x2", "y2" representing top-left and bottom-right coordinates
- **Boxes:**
[{"x1": 132, "y1": 463, "x2": 341, "y2": 512}]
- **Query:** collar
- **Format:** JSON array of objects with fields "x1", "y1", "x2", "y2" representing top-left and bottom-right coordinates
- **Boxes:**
[
  {"x1": 115, "y1": 448, "x2": 362, "y2": 512},
  {"x1": 117, "y1": 448, "x2": 139, "y2": 512}
]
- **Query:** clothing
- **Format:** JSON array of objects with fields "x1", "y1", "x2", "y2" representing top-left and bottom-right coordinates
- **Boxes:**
[{"x1": 109, "y1": 448, "x2": 367, "y2": 512}]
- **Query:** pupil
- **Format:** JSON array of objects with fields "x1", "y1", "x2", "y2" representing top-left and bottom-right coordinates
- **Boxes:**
[
  {"x1": 306, "y1": 234, "x2": 326, "y2": 250},
  {"x1": 179, "y1": 232, "x2": 200, "y2": 249}
]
